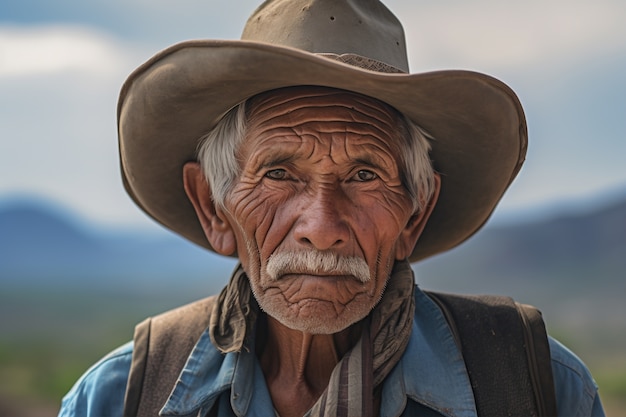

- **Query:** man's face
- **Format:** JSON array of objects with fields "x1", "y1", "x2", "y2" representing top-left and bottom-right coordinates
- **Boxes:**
[{"x1": 223, "y1": 87, "x2": 418, "y2": 334}]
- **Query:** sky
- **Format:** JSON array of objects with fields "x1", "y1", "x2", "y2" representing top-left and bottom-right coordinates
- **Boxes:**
[{"x1": 1, "y1": 0, "x2": 625, "y2": 232}]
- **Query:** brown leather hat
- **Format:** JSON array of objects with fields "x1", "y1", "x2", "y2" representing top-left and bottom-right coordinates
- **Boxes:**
[{"x1": 117, "y1": 0, "x2": 527, "y2": 262}]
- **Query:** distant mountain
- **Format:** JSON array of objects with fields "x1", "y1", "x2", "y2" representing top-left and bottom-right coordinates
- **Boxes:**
[
  {"x1": 1, "y1": 195, "x2": 625, "y2": 312},
  {"x1": 415, "y1": 197, "x2": 626, "y2": 329},
  {"x1": 416, "y1": 197, "x2": 626, "y2": 291},
  {"x1": 0, "y1": 198, "x2": 234, "y2": 293}
]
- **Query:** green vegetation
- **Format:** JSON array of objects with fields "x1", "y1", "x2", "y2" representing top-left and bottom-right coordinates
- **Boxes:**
[
  {"x1": 0, "y1": 288, "x2": 200, "y2": 415},
  {"x1": 595, "y1": 367, "x2": 626, "y2": 413},
  {"x1": 599, "y1": 371, "x2": 626, "y2": 398},
  {"x1": 0, "y1": 340, "x2": 91, "y2": 403},
  {"x1": 1, "y1": 288, "x2": 624, "y2": 416}
]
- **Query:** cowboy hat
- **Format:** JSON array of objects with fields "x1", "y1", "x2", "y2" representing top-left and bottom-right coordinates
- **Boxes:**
[{"x1": 117, "y1": 0, "x2": 527, "y2": 262}]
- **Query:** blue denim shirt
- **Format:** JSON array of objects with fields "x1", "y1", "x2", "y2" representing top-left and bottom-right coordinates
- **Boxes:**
[{"x1": 59, "y1": 287, "x2": 605, "y2": 417}]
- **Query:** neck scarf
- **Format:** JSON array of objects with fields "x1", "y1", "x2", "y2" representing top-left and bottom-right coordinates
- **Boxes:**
[{"x1": 209, "y1": 260, "x2": 416, "y2": 417}]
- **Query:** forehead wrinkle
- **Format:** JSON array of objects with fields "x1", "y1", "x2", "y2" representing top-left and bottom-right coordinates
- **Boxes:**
[
  {"x1": 346, "y1": 134, "x2": 399, "y2": 170},
  {"x1": 348, "y1": 95, "x2": 399, "y2": 126},
  {"x1": 249, "y1": 88, "x2": 400, "y2": 125},
  {"x1": 246, "y1": 99, "x2": 403, "y2": 175},
  {"x1": 245, "y1": 128, "x2": 318, "y2": 171},
  {"x1": 292, "y1": 126, "x2": 395, "y2": 170},
  {"x1": 280, "y1": 118, "x2": 400, "y2": 161},
  {"x1": 246, "y1": 91, "x2": 402, "y2": 142},
  {"x1": 248, "y1": 89, "x2": 400, "y2": 132},
  {"x1": 252, "y1": 104, "x2": 398, "y2": 139},
  {"x1": 253, "y1": 99, "x2": 395, "y2": 124},
  {"x1": 246, "y1": 125, "x2": 399, "y2": 175}
]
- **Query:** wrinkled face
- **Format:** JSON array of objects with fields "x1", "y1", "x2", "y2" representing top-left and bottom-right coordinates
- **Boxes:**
[{"x1": 223, "y1": 87, "x2": 418, "y2": 334}]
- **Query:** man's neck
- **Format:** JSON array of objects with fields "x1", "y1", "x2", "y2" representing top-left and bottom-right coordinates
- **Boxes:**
[{"x1": 257, "y1": 315, "x2": 362, "y2": 417}]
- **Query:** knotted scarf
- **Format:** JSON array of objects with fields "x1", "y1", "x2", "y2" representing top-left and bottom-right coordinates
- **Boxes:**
[{"x1": 209, "y1": 260, "x2": 416, "y2": 417}]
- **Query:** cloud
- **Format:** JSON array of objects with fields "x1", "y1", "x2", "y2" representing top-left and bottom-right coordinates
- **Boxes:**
[
  {"x1": 388, "y1": 0, "x2": 626, "y2": 76},
  {"x1": 0, "y1": 25, "x2": 152, "y2": 228},
  {"x1": 0, "y1": 25, "x2": 133, "y2": 78}
]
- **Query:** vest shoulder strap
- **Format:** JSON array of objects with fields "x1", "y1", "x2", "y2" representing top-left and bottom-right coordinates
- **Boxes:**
[
  {"x1": 123, "y1": 295, "x2": 217, "y2": 417},
  {"x1": 426, "y1": 291, "x2": 557, "y2": 417}
]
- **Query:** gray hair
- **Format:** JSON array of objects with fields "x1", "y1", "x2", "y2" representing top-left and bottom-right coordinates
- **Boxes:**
[{"x1": 197, "y1": 100, "x2": 436, "y2": 213}]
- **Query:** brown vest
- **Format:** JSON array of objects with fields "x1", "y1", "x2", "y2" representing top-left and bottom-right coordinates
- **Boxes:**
[{"x1": 123, "y1": 292, "x2": 557, "y2": 417}]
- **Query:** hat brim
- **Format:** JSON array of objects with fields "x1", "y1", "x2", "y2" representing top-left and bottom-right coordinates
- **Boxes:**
[{"x1": 118, "y1": 40, "x2": 526, "y2": 262}]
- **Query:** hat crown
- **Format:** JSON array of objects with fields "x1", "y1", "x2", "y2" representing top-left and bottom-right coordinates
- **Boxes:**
[{"x1": 242, "y1": 0, "x2": 409, "y2": 72}]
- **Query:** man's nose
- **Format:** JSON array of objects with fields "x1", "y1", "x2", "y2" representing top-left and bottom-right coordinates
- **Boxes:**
[{"x1": 292, "y1": 190, "x2": 351, "y2": 251}]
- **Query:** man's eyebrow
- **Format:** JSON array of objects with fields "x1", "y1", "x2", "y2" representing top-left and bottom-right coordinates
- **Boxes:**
[
  {"x1": 354, "y1": 156, "x2": 376, "y2": 166},
  {"x1": 354, "y1": 155, "x2": 387, "y2": 169},
  {"x1": 257, "y1": 153, "x2": 297, "y2": 170}
]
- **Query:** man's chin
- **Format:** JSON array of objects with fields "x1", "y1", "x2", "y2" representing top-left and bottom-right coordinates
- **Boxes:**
[{"x1": 261, "y1": 300, "x2": 367, "y2": 334}]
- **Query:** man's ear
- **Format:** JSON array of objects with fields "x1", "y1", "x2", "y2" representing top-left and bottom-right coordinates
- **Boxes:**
[
  {"x1": 395, "y1": 172, "x2": 442, "y2": 260},
  {"x1": 183, "y1": 162, "x2": 237, "y2": 256}
]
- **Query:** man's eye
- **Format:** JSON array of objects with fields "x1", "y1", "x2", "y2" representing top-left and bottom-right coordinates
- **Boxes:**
[
  {"x1": 353, "y1": 170, "x2": 378, "y2": 182},
  {"x1": 265, "y1": 169, "x2": 287, "y2": 180}
]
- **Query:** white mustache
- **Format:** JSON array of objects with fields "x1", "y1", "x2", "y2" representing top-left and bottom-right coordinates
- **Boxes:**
[{"x1": 266, "y1": 251, "x2": 371, "y2": 283}]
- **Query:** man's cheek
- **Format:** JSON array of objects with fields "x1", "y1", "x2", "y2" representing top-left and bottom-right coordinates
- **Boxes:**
[
  {"x1": 241, "y1": 189, "x2": 280, "y2": 219},
  {"x1": 250, "y1": 209, "x2": 283, "y2": 257}
]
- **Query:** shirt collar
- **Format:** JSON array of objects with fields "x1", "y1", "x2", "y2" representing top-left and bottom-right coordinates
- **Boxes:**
[
  {"x1": 381, "y1": 287, "x2": 478, "y2": 417},
  {"x1": 159, "y1": 330, "x2": 234, "y2": 416},
  {"x1": 160, "y1": 325, "x2": 275, "y2": 417},
  {"x1": 160, "y1": 286, "x2": 478, "y2": 417}
]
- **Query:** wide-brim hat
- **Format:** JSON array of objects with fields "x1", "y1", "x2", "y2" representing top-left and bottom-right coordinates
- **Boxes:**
[{"x1": 117, "y1": 0, "x2": 527, "y2": 262}]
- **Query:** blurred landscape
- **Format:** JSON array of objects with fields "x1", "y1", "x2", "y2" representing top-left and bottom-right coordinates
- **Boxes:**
[{"x1": 1, "y1": 194, "x2": 625, "y2": 416}]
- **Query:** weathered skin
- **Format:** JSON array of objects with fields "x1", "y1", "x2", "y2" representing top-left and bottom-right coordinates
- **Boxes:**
[{"x1": 183, "y1": 86, "x2": 440, "y2": 417}]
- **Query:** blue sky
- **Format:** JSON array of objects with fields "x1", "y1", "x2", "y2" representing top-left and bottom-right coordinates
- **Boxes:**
[{"x1": 1, "y1": 0, "x2": 625, "y2": 232}]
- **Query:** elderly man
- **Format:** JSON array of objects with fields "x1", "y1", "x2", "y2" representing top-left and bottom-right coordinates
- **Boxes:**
[{"x1": 59, "y1": 1, "x2": 604, "y2": 416}]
